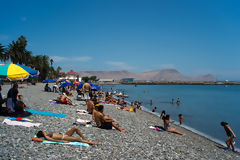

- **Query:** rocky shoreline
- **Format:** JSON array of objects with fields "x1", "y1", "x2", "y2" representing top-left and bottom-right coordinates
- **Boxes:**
[{"x1": 0, "y1": 83, "x2": 239, "y2": 159}]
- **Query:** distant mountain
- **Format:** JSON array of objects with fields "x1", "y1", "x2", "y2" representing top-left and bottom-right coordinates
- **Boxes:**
[
  {"x1": 78, "y1": 69, "x2": 217, "y2": 81},
  {"x1": 78, "y1": 70, "x2": 137, "y2": 80}
]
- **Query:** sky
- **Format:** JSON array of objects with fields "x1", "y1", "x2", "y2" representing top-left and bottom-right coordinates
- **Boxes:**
[{"x1": 0, "y1": 0, "x2": 240, "y2": 80}]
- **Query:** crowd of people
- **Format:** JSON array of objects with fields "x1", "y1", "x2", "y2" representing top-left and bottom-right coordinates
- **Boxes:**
[{"x1": 0, "y1": 80, "x2": 237, "y2": 151}]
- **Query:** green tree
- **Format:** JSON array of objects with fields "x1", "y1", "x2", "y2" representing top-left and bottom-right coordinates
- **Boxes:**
[
  {"x1": 0, "y1": 44, "x2": 8, "y2": 62},
  {"x1": 89, "y1": 76, "x2": 98, "y2": 81},
  {"x1": 5, "y1": 35, "x2": 29, "y2": 64},
  {"x1": 81, "y1": 76, "x2": 89, "y2": 82}
]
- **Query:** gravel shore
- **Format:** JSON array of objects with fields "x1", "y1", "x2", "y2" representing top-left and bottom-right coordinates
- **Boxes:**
[{"x1": 0, "y1": 83, "x2": 239, "y2": 159}]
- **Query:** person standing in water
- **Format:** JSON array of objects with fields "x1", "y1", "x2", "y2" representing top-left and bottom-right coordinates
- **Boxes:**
[
  {"x1": 179, "y1": 114, "x2": 183, "y2": 125},
  {"x1": 152, "y1": 107, "x2": 157, "y2": 112},
  {"x1": 171, "y1": 98, "x2": 174, "y2": 104},
  {"x1": 221, "y1": 121, "x2": 236, "y2": 152},
  {"x1": 150, "y1": 99, "x2": 153, "y2": 106}
]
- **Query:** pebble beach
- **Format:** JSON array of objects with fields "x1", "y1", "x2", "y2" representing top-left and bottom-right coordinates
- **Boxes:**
[{"x1": 0, "y1": 83, "x2": 239, "y2": 160}]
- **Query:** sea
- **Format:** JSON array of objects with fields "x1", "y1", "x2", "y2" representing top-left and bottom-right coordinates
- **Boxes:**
[{"x1": 102, "y1": 84, "x2": 240, "y2": 149}]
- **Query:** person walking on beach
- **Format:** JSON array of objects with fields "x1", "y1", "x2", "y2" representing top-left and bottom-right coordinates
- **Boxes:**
[
  {"x1": 179, "y1": 114, "x2": 183, "y2": 125},
  {"x1": 82, "y1": 80, "x2": 91, "y2": 103},
  {"x1": 221, "y1": 121, "x2": 236, "y2": 152}
]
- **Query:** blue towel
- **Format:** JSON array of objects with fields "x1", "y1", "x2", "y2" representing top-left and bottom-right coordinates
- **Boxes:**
[
  {"x1": 42, "y1": 140, "x2": 89, "y2": 147},
  {"x1": 27, "y1": 110, "x2": 66, "y2": 118}
]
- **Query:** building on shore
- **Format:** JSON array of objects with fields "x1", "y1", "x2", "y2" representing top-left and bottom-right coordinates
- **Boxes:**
[
  {"x1": 58, "y1": 70, "x2": 81, "y2": 81},
  {"x1": 120, "y1": 78, "x2": 136, "y2": 82},
  {"x1": 98, "y1": 79, "x2": 114, "y2": 83}
]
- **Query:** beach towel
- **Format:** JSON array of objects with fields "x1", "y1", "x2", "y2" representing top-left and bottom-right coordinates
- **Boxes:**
[
  {"x1": 76, "y1": 109, "x2": 89, "y2": 115},
  {"x1": 27, "y1": 110, "x2": 66, "y2": 118},
  {"x1": 9, "y1": 118, "x2": 33, "y2": 122},
  {"x1": 149, "y1": 126, "x2": 164, "y2": 132},
  {"x1": 32, "y1": 137, "x2": 89, "y2": 147},
  {"x1": 76, "y1": 119, "x2": 91, "y2": 125},
  {"x1": 2, "y1": 119, "x2": 41, "y2": 127},
  {"x1": 76, "y1": 119, "x2": 97, "y2": 127}
]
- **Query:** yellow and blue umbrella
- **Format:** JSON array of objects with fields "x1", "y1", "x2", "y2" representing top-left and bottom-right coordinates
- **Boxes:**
[{"x1": 0, "y1": 63, "x2": 39, "y2": 81}]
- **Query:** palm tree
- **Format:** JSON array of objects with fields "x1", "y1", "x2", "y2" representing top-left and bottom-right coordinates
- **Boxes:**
[
  {"x1": 0, "y1": 44, "x2": 8, "y2": 62},
  {"x1": 6, "y1": 35, "x2": 28, "y2": 64},
  {"x1": 50, "y1": 58, "x2": 53, "y2": 67}
]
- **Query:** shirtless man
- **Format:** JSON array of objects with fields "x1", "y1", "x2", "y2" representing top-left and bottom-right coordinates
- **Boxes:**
[
  {"x1": 93, "y1": 105, "x2": 127, "y2": 132},
  {"x1": 56, "y1": 93, "x2": 75, "y2": 106},
  {"x1": 82, "y1": 80, "x2": 91, "y2": 103}
]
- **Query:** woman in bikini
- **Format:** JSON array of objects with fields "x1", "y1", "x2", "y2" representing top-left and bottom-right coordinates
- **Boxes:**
[
  {"x1": 35, "y1": 126, "x2": 98, "y2": 145},
  {"x1": 164, "y1": 115, "x2": 185, "y2": 136}
]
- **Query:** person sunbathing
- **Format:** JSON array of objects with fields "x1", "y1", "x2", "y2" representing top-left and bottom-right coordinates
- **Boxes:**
[
  {"x1": 93, "y1": 105, "x2": 127, "y2": 132},
  {"x1": 87, "y1": 98, "x2": 95, "y2": 114},
  {"x1": 35, "y1": 126, "x2": 98, "y2": 145},
  {"x1": 164, "y1": 115, "x2": 185, "y2": 136},
  {"x1": 56, "y1": 93, "x2": 75, "y2": 106},
  {"x1": 119, "y1": 105, "x2": 136, "y2": 112}
]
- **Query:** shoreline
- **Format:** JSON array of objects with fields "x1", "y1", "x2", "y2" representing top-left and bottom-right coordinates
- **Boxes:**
[
  {"x1": 139, "y1": 107, "x2": 240, "y2": 152},
  {"x1": 0, "y1": 83, "x2": 239, "y2": 159},
  {"x1": 99, "y1": 81, "x2": 240, "y2": 85},
  {"x1": 116, "y1": 95, "x2": 239, "y2": 152}
]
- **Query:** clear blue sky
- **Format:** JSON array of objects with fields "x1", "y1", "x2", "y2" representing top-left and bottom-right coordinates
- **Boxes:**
[{"x1": 1, "y1": 0, "x2": 240, "y2": 80}]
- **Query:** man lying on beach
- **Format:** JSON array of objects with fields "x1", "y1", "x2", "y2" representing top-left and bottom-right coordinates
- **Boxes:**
[
  {"x1": 164, "y1": 115, "x2": 185, "y2": 136},
  {"x1": 55, "y1": 93, "x2": 75, "y2": 106},
  {"x1": 221, "y1": 121, "x2": 236, "y2": 152},
  {"x1": 35, "y1": 126, "x2": 98, "y2": 145},
  {"x1": 92, "y1": 105, "x2": 127, "y2": 132}
]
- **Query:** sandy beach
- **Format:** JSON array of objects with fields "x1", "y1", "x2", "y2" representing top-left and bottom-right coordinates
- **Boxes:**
[{"x1": 0, "y1": 83, "x2": 239, "y2": 159}]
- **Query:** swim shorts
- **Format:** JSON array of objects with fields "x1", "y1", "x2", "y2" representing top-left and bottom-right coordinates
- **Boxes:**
[
  {"x1": 84, "y1": 92, "x2": 90, "y2": 100},
  {"x1": 61, "y1": 99, "x2": 67, "y2": 104},
  {"x1": 99, "y1": 122, "x2": 112, "y2": 129}
]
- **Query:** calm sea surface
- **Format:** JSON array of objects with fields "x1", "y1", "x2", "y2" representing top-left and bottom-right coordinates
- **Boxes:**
[{"x1": 102, "y1": 84, "x2": 240, "y2": 149}]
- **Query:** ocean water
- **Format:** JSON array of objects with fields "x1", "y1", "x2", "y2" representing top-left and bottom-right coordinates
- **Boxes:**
[{"x1": 102, "y1": 84, "x2": 240, "y2": 149}]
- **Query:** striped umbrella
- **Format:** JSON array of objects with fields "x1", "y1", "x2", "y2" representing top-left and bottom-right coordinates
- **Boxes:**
[{"x1": 0, "y1": 63, "x2": 39, "y2": 81}]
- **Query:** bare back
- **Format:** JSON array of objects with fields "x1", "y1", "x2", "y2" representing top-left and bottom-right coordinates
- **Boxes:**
[{"x1": 83, "y1": 83, "x2": 91, "y2": 92}]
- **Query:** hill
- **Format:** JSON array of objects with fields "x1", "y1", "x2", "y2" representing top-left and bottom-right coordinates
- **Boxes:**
[{"x1": 78, "y1": 69, "x2": 217, "y2": 81}]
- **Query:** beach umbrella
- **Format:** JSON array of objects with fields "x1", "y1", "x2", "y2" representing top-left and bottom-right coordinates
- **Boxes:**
[
  {"x1": 0, "y1": 63, "x2": 39, "y2": 81},
  {"x1": 76, "y1": 83, "x2": 84, "y2": 90},
  {"x1": 91, "y1": 84, "x2": 101, "y2": 91},
  {"x1": 30, "y1": 75, "x2": 38, "y2": 79},
  {"x1": 43, "y1": 79, "x2": 56, "y2": 83},
  {"x1": 73, "y1": 81, "x2": 80, "y2": 85},
  {"x1": 60, "y1": 81, "x2": 73, "y2": 88}
]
